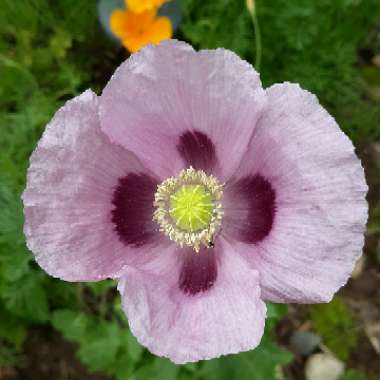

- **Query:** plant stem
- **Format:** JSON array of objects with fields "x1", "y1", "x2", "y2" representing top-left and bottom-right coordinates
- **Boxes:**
[{"x1": 248, "y1": 4, "x2": 262, "y2": 71}]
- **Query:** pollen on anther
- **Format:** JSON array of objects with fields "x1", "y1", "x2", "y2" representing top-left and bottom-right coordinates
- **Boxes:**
[{"x1": 152, "y1": 167, "x2": 224, "y2": 251}]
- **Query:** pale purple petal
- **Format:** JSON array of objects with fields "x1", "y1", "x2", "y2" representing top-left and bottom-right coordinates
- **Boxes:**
[
  {"x1": 225, "y1": 83, "x2": 368, "y2": 303},
  {"x1": 99, "y1": 39, "x2": 266, "y2": 180},
  {"x1": 23, "y1": 90, "x2": 164, "y2": 282},
  {"x1": 118, "y1": 238, "x2": 266, "y2": 364}
]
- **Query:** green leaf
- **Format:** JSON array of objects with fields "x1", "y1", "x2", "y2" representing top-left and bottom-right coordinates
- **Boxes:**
[
  {"x1": 177, "y1": 374, "x2": 197, "y2": 380},
  {"x1": 52, "y1": 309, "x2": 90, "y2": 341},
  {"x1": 130, "y1": 364, "x2": 157, "y2": 380},
  {"x1": 0, "y1": 55, "x2": 38, "y2": 107},
  {"x1": 113, "y1": 351, "x2": 135, "y2": 380},
  {"x1": 310, "y1": 297, "x2": 358, "y2": 360},
  {"x1": 52, "y1": 310, "x2": 120, "y2": 371},
  {"x1": 153, "y1": 358, "x2": 180, "y2": 380},
  {"x1": 0, "y1": 304, "x2": 27, "y2": 348},
  {"x1": 86, "y1": 279, "x2": 117, "y2": 296},
  {"x1": 0, "y1": 243, "x2": 32, "y2": 283},
  {"x1": 52, "y1": 309, "x2": 146, "y2": 376},
  {"x1": 78, "y1": 322, "x2": 121, "y2": 371},
  {"x1": 180, "y1": 0, "x2": 253, "y2": 57},
  {"x1": 46, "y1": 280, "x2": 78, "y2": 309},
  {"x1": 124, "y1": 329, "x2": 144, "y2": 363},
  {"x1": 340, "y1": 369, "x2": 370, "y2": 380},
  {"x1": 0, "y1": 0, "x2": 39, "y2": 34},
  {"x1": 182, "y1": 362, "x2": 198, "y2": 372},
  {"x1": 3, "y1": 271, "x2": 49, "y2": 323},
  {"x1": 49, "y1": 28, "x2": 72, "y2": 59},
  {"x1": 266, "y1": 303, "x2": 288, "y2": 331},
  {"x1": 200, "y1": 336, "x2": 293, "y2": 380},
  {"x1": 127, "y1": 358, "x2": 180, "y2": 380},
  {"x1": 266, "y1": 303, "x2": 288, "y2": 320}
]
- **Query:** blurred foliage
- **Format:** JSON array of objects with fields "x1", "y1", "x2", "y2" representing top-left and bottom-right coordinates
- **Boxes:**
[
  {"x1": 0, "y1": 0, "x2": 108, "y2": 369},
  {"x1": 181, "y1": 0, "x2": 252, "y2": 57},
  {"x1": 199, "y1": 335, "x2": 292, "y2": 380},
  {"x1": 310, "y1": 297, "x2": 358, "y2": 360},
  {"x1": 340, "y1": 369, "x2": 376, "y2": 380},
  {"x1": 52, "y1": 306, "x2": 142, "y2": 377},
  {"x1": 180, "y1": 0, "x2": 380, "y2": 142},
  {"x1": 368, "y1": 200, "x2": 380, "y2": 236},
  {"x1": 51, "y1": 299, "x2": 291, "y2": 380},
  {"x1": 1, "y1": 0, "x2": 379, "y2": 378}
]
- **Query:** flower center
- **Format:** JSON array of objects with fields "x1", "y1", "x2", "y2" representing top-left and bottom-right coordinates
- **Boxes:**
[
  {"x1": 170, "y1": 185, "x2": 213, "y2": 232},
  {"x1": 153, "y1": 167, "x2": 223, "y2": 252}
]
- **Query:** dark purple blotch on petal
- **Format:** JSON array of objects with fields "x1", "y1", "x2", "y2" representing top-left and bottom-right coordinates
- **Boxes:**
[
  {"x1": 227, "y1": 174, "x2": 276, "y2": 244},
  {"x1": 111, "y1": 173, "x2": 159, "y2": 247},
  {"x1": 177, "y1": 130, "x2": 217, "y2": 173},
  {"x1": 179, "y1": 247, "x2": 218, "y2": 296}
]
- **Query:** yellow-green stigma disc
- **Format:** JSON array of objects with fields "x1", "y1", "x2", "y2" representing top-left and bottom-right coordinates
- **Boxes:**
[{"x1": 169, "y1": 185, "x2": 213, "y2": 232}]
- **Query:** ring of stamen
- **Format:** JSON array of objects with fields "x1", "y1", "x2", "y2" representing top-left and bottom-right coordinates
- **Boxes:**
[{"x1": 153, "y1": 167, "x2": 223, "y2": 252}]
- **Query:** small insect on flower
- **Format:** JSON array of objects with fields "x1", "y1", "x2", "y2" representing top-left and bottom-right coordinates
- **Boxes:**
[{"x1": 23, "y1": 40, "x2": 368, "y2": 364}]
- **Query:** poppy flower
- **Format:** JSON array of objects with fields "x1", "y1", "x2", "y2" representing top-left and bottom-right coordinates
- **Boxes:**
[
  {"x1": 110, "y1": 7, "x2": 172, "y2": 53},
  {"x1": 23, "y1": 40, "x2": 368, "y2": 364}
]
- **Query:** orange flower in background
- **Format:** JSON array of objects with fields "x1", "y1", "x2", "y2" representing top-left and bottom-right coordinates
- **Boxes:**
[
  {"x1": 126, "y1": 0, "x2": 170, "y2": 14},
  {"x1": 110, "y1": 8, "x2": 172, "y2": 53}
]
